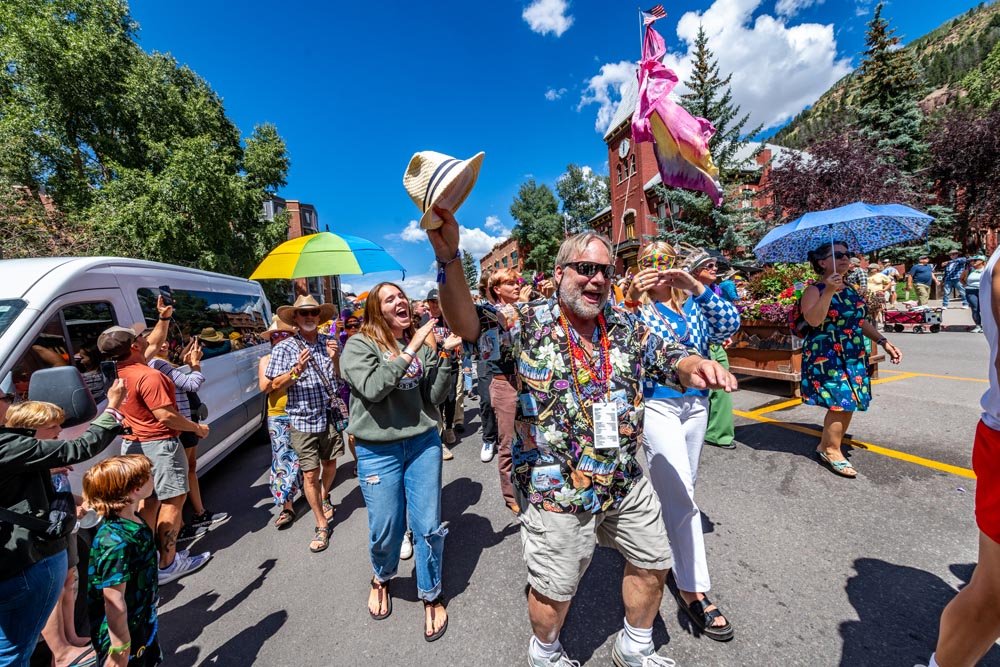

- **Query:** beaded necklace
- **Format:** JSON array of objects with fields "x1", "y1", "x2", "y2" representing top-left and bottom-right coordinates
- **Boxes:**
[{"x1": 558, "y1": 310, "x2": 613, "y2": 410}]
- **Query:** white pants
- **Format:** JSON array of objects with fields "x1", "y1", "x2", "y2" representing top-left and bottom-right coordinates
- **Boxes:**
[{"x1": 642, "y1": 394, "x2": 711, "y2": 593}]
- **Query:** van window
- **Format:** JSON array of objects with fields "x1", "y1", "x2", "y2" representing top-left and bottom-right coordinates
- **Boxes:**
[
  {"x1": 10, "y1": 301, "x2": 116, "y2": 403},
  {"x1": 0, "y1": 300, "x2": 27, "y2": 338},
  {"x1": 137, "y1": 287, "x2": 268, "y2": 362}
]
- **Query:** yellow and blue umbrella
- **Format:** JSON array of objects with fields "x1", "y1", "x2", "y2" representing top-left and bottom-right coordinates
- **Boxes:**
[{"x1": 250, "y1": 232, "x2": 405, "y2": 280}]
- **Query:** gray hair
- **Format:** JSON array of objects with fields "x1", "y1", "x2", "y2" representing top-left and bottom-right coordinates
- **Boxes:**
[{"x1": 554, "y1": 232, "x2": 614, "y2": 270}]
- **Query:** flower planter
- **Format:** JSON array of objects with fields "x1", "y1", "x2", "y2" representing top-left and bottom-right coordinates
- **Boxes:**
[{"x1": 726, "y1": 321, "x2": 804, "y2": 396}]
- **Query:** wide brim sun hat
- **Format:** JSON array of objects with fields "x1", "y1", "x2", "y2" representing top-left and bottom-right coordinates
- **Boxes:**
[
  {"x1": 276, "y1": 295, "x2": 337, "y2": 327},
  {"x1": 403, "y1": 151, "x2": 485, "y2": 230}
]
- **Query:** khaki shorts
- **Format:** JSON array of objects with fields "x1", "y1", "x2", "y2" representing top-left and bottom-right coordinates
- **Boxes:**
[
  {"x1": 519, "y1": 477, "x2": 672, "y2": 602},
  {"x1": 122, "y1": 437, "x2": 188, "y2": 501},
  {"x1": 290, "y1": 427, "x2": 345, "y2": 472}
]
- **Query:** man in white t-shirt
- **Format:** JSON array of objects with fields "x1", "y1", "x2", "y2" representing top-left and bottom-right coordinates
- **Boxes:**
[{"x1": 927, "y1": 245, "x2": 1000, "y2": 667}]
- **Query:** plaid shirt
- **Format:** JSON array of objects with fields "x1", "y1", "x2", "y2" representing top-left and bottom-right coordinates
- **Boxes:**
[
  {"x1": 265, "y1": 333, "x2": 338, "y2": 433},
  {"x1": 944, "y1": 257, "x2": 967, "y2": 281}
]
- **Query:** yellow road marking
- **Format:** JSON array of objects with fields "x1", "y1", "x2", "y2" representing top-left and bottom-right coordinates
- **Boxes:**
[
  {"x1": 733, "y1": 409, "x2": 977, "y2": 479},
  {"x1": 748, "y1": 373, "x2": 917, "y2": 417},
  {"x1": 879, "y1": 369, "x2": 988, "y2": 383},
  {"x1": 870, "y1": 372, "x2": 919, "y2": 385}
]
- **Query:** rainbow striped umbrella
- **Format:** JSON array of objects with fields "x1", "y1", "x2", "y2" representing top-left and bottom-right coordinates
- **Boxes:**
[{"x1": 249, "y1": 232, "x2": 405, "y2": 280}]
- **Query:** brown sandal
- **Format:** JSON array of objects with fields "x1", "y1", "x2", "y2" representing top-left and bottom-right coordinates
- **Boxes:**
[
  {"x1": 369, "y1": 577, "x2": 392, "y2": 620},
  {"x1": 423, "y1": 595, "x2": 448, "y2": 642},
  {"x1": 309, "y1": 526, "x2": 331, "y2": 552},
  {"x1": 274, "y1": 508, "x2": 295, "y2": 529}
]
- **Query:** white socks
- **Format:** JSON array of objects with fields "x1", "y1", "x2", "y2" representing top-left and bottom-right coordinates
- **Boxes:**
[
  {"x1": 530, "y1": 635, "x2": 563, "y2": 662},
  {"x1": 621, "y1": 618, "x2": 654, "y2": 654}
]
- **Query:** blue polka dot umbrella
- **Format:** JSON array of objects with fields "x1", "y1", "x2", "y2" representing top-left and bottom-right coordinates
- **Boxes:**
[{"x1": 753, "y1": 202, "x2": 934, "y2": 263}]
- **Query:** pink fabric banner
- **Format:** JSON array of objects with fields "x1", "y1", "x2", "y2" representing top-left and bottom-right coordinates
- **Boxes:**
[{"x1": 631, "y1": 25, "x2": 723, "y2": 206}]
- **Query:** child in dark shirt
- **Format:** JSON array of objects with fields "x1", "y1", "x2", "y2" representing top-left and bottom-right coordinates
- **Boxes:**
[{"x1": 83, "y1": 456, "x2": 162, "y2": 666}]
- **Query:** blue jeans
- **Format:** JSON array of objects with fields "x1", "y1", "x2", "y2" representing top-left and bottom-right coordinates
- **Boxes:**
[
  {"x1": 356, "y1": 428, "x2": 447, "y2": 601},
  {"x1": 0, "y1": 550, "x2": 68, "y2": 666},
  {"x1": 968, "y1": 289, "x2": 982, "y2": 326},
  {"x1": 942, "y1": 277, "x2": 966, "y2": 306}
]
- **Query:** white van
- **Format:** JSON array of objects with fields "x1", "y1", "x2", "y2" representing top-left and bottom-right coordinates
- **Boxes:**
[{"x1": 0, "y1": 257, "x2": 272, "y2": 484}]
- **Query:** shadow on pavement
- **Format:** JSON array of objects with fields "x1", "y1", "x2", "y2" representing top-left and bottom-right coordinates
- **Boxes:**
[
  {"x1": 839, "y1": 557, "x2": 1000, "y2": 667},
  {"x1": 159, "y1": 558, "x2": 277, "y2": 666},
  {"x1": 195, "y1": 609, "x2": 287, "y2": 665},
  {"x1": 560, "y1": 547, "x2": 672, "y2": 664}
]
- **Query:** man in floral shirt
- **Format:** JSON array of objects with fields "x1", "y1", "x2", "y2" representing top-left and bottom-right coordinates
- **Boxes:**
[{"x1": 428, "y1": 210, "x2": 737, "y2": 667}]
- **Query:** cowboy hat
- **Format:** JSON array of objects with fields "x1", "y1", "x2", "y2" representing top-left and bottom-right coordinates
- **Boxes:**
[
  {"x1": 403, "y1": 150, "x2": 485, "y2": 230},
  {"x1": 276, "y1": 295, "x2": 336, "y2": 326},
  {"x1": 264, "y1": 315, "x2": 297, "y2": 334},
  {"x1": 198, "y1": 327, "x2": 226, "y2": 343}
]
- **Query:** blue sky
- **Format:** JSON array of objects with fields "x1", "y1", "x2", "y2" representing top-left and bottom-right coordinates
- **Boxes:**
[{"x1": 130, "y1": 0, "x2": 983, "y2": 297}]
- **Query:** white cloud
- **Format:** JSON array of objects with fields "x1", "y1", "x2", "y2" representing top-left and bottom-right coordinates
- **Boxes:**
[
  {"x1": 578, "y1": 60, "x2": 636, "y2": 132},
  {"x1": 388, "y1": 218, "x2": 507, "y2": 262},
  {"x1": 584, "y1": 0, "x2": 852, "y2": 133},
  {"x1": 775, "y1": 0, "x2": 824, "y2": 18},
  {"x1": 522, "y1": 0, "x2": 574, "y2": 37},
  {"x1": 545, "y1": 87, "x2": 568, "y2": 101}
]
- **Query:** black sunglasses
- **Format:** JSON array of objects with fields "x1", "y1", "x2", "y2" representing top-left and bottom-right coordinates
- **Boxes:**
[
  {"x1": 297, "y1": 309, "x2": 321, "y2": 317},
  {"x1": 823, "y1": 251, "x2": 852, "y2": 260},
  {"x1": 564, "y1": 262, "x2": 616, "y2": 280},
  {"x1": 344, "y1": 322, "x2": 360, "y2": 330}
]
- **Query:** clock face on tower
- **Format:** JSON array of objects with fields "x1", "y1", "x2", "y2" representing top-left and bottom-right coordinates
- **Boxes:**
[{"x1": 618, "y1": 138, "x2": 631, "y2": 159}]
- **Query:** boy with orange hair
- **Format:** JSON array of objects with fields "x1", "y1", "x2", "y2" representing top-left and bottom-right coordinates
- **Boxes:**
[{"x1": 83, "y1": 456, "x2": 161, "y2": 666}]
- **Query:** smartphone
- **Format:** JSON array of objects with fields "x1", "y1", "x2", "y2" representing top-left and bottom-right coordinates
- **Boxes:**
[
  {"x1": 99, "y1": 360, "x2": 118, "y2": 384},
  {"x1": 158, "y1": 285, "x2": 173, "y2": 307}
]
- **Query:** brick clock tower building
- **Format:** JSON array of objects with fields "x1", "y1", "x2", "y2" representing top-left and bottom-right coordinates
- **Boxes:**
[{"x1": 589, "y1": 78, "x2": 793, "y2": 272}]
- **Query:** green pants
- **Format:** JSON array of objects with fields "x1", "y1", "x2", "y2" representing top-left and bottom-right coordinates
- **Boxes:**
[{"x1": 705, "y1": 343, "x2": 735, "y2": 446}]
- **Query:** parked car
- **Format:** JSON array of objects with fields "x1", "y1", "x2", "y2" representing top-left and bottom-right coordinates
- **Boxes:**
[{"x1": 0, "y1": 257, "x2": 272, "y2": 486}]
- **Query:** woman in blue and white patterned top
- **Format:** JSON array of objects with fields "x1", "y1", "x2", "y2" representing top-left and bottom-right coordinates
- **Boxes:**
[{"x1": 626, "y1": 241, "x2": 741, "y2": 642}]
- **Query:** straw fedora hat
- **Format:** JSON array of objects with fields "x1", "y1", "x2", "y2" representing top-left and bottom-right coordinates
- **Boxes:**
[
  {"x1": 276, "y1": 295, "x2": 336, "y2": 326},
  {"x1": 198, "y1": 327, "x2": 226, "y2": 343},
  {"x1": 264, "y1": 314, "x2": 297, "y2": 334},
  {"x1": 403, "y1": 150, "x2": 485, "y2": 230}
]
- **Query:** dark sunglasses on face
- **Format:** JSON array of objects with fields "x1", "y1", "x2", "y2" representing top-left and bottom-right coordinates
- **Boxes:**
[
  {"x1": 345, "y1": 322, "x2": 360, "y2": 330},
  {"x1": 297, "y1": 309, "x2": 320, "y2": 317},
  {"x1": 823, "y1": 251, "x2": 852, "y2": 260},
  {"x1": 564, "y1": 261, "x2": 616, "y2": 280},
  {"x1": 269, "y1": 331, "x2": 292, "y2": 344}
]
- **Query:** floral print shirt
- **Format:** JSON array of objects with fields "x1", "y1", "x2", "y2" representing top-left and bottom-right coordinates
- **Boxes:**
[{"x1": 490, "y1": 297, "x2": 691, "y2": 514}]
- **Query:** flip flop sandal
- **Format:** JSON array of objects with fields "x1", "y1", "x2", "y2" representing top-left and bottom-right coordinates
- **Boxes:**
[
  {"x1": 309, "y1": 526, "x2": 331, "y2": 553},
  {"x1": 667, "y1": 571, "x2": 734, "y2": 642},
  {"x1": 816, "y1": 451, "x2": 857, "y2": 478},
  {"x1": 274, "y1": 508, "x2": 296, "y2": 529},
  {"x1": 423, "y1": 596, "x2": 448, "y2": 642},
  {"x1": 66, "y1": 646, "x2": 97, "y2": 667},
  {"x1": 322, "y1": 499, "x2": 336, "y2": 521},
  {"x1": 369, "y1": 577, "x2": 392, "y2": 620}
]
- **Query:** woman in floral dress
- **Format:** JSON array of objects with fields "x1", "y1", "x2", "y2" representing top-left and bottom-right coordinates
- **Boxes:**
[{"x1": 798, "y1": 242, "x2": 903, "y2": 477}]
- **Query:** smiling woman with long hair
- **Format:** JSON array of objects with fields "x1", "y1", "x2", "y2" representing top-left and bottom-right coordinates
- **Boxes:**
[{"x1": 340, "y1": 281, "x2": 460, "y2": 642}]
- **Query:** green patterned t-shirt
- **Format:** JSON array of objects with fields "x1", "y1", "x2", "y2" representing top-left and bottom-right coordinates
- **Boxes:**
[{"x1": 87, "y1": 516, "x2": 158, "y2": 660}]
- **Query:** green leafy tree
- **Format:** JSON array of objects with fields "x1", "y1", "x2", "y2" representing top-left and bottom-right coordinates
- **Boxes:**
[
  {"x1": 510, "y1": 180, "x2": 564, "y2": 272},
  {"x1": 856, "y1": 3, "x2": 925, "y2": 172},
  {"x1": 0, "y1": 0, "x2": 291, "y2": 278},
  {"x1": 963, "y1": 39, "x2": 1000, "y2": 108},
  {"x1": 653, "y1": 25, "x2": 766, "y2": 255},
  {"x1": 461, "y1": 250, "x2": 478, "y2": 292},
  {"x1": 556, "y1": 164, "x2": 610, "y2": 234}
]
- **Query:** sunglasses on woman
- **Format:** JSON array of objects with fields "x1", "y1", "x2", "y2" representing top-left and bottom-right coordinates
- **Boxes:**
[
  {"x1": 269, "y1": 331, "x2": 293, "y2": 344},
  {"x1": 564, "y1": 261, "x2": 617, "y2": 280},
  {"x1": 344, "y1": 321, "x2": 360, "y2": 330},
  {"x1": 823, "y1": 251, "x2": 852, "y2": 260}
]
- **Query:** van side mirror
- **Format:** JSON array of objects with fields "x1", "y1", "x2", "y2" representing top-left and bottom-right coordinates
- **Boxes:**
[{"x1": 28, "y1": 367, "x2": 98, "y2": 427}]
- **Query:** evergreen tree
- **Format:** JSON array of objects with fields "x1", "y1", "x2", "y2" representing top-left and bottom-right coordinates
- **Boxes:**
[
  {"x1": 555, "y1": 164, "x2": 610, "y2": 234},
  {"x1": 510, "y1": 180, "x2": 564, "y2": 272},
  {"x1": 856, "y1": 2, "x2": 925, "y2": 172},
  {"x1": 653, "y1": 25, "x2": 766, "y2": 256},
  {"x1": 461, "y1": 250, "x2": 478, "y2": 292}
]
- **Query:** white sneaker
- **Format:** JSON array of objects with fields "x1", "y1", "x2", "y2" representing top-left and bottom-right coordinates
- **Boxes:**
[
  {"x1": 158, "y1": 549, "x2": 211, "y2": 585},
  {"x1": 480, "y1": 440, "x2": 496, "y2": 463},
  {"x1": 442, "y1": 446, "x2": 454, "y2": 461},
  {"x1": 442, "y1": 428, "x2": 457, "y2": 445},
  {"x1": 400, "y1": 530, "x2": 413, "y2": 560},
  {"x1": 972, "y1": 326, "x2": 984, "y2": 333}
]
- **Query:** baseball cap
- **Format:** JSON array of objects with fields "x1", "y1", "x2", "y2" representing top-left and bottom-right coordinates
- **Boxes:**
[
  {"x1": 426, "y1": 288, "x2": 439, "y2": 301},
  {"x1": 96, "y1": 323, "x2": 145, "y2": 358}
]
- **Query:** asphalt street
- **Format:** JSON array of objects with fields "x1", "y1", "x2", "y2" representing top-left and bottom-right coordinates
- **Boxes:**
[{"x1": 157, "y1": 318, "x2": 999, "y2": 666}]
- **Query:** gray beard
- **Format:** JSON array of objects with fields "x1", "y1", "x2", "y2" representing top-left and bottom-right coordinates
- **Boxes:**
[{"x1": 558, "y1": 279, "x2": 607, "y2": 320}]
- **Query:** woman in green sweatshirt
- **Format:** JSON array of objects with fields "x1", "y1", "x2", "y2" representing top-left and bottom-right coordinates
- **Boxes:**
[{"x1": 340, "y1": 282, "x2": 459, "y2": 643}]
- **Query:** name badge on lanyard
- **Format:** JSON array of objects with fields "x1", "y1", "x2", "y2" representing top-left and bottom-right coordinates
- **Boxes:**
[{"x1": 592, "y1": 401, "x2": 620, "y2": 449}]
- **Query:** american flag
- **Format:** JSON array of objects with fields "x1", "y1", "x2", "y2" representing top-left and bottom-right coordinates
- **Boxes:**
[{"x1": 641, "y1": 4, "x2": 666, "y2": 25}]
